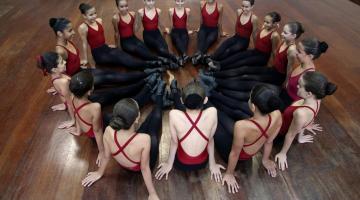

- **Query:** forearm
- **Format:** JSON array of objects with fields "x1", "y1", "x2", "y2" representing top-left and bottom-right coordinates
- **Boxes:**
[
  {"x1": 280, "y1": 131, "x2": 297, "y2": 154},
  {"x1": 141, "y1": 166, "x2": 157, "y2": 195},
  {"x1": 97, "y1": 155, "x2": 110, "y2": 175},
  {"x1": 94, "y1": 129, "x2": 105, "y2": 153},
  {"x1": 81, "y1": 44, "x2": 88, "y2": 62},
  {"x1": 225, "y1": 151, "x2": 239, "y2": 175},
  {"x1": 114, "y1": 34, "x2": 120, "y2": 48},
  {"x1": 207, "y1": 139, "x2": 217, "y2": 166},
  {"x1": 262, "y1": 142, "x2": 273, "y2": 162},
  {"x1": 166, "y1": 141, "x2": 178, "y2": 167}
]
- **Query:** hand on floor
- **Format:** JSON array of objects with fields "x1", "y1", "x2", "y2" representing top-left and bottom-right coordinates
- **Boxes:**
[
  {"x1": 305, "y1": 122, "x2": 323, "y2": 135},
  {"x1": 58, "y1": 120, "x2": 74, "y2": 129},
  {"x1": 210, "y1": 163, "x2": 225, "y2": 182},
  {"x1": 275, "y1": 153, "x2": 288, "y2": 171},
  {"x1": 51, "y1": 103, "x2": 66, "y2": 111},
  {"x1": 155, "y1": 163, "x2": 172, "y2": 180},
  {"x1": 82, "y1": 171, "x2": 102, "y2": 187},
  {"x1": 222, "y1": 173, "x2": 240, "y2": 193},
  {"x1": 262, "y1": 159, "x2": 277, "y2": 177}
]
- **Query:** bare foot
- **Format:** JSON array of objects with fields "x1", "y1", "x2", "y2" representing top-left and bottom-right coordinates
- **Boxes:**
[{"x1": 51, "y1": 103, "x2": 66, "y2": 111}]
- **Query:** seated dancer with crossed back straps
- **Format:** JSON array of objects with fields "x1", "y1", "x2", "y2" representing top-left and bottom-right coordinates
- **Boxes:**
[{"x1": 156, "y1": 81, "x2": 224, "y2": 183}]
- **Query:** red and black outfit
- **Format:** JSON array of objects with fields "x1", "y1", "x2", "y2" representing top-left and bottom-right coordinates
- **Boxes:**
[
  {"x1": 197, "y1": 2, "x2": 220, "y2": 53},
  {"x1": 211, "y1": 11, "x2": 253, "y2": 61},
  {"x1": 141, "y1": 8, "x2": 178, "y2": 63},
  {"x1": 55, "y1": 41, "x2": 81, "y2": 76},
  {"x1": 170, "y1": 8, "x2": 189, "y2": 55}
]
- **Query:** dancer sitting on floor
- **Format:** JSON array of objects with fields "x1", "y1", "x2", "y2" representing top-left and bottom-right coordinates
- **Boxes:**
[
  {"x1": 165, "y1": 0, "x2": 192, "y2": 66},
  {"x1": 218, "y1": 85, "x2": 282, "y2": 193},
  {"x1": 192, "y1": 0, "x2": 228, "y2": 65},
  {"x1": 78, "y1": 3, "x2": 162, "y2": 69},
  {"x1": 82, "y1": 81, "x2": 167, "y2": 200},
  {"x1": 275, "y1": 71, "x2": 337, "y2": 171},
  {"x1": 209, "y1": 0, "x2": 258, "y2": 62},
  {"x1": 156, "y1": 80, "x2": 224, "y2": 183},
  {"x1": 137, "y1": 0, "x2": 180, "y2": 69}
]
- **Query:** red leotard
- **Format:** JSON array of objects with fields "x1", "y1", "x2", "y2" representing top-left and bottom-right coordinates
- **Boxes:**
[
  {"x1": 273, "y1": 43, "x2": 290, "y2": 74},
  {"x1": 118, "y1": 13, "x2": 135, "y2": 38},
  {"x1": 239, "y1": 115, "x2": 272, "y2": 160},
  {"x1": 55, "y1": 41, "x2": 81, "y2": 76},
  {"x1": 286, "y1": 67, "x2": 315, "y2": 101},
  {"x1": 86, "y1": 21, "x2": 106, "y2": 49},
  {"x1": 112, "y1": 130, "x2": 141, "y2": 172},
  {"x1": 173, "y1": 8, "x2": 187, "y2": 29},
  {"x1": 254, "y1": 29, "x2": 275, "y2": 54},
  {"x1": 236, "y1": 12, "x2": 253, "y2": 38},
  {"x1": 201, "y1": 2, "x2": 219, "y2": 28},
  {"x1": 279, "y1": 101, "x2": 319, "y2": 135},
  {"x1": 72, "y1": 99, "x2": 95, "y2": 138},
  {"x1": 142, "y1": 8, "x2": 159, "y2": 31},
  {"x1": 176, "y1": 111, "x2": 209, "y2": 165}
]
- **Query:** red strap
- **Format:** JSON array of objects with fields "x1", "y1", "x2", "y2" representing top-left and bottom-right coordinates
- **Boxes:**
[
  {"x1": 72, "y1": 98, "x2": 92, "y2": 126},
  {"x1": 179, "y1": 111, "x2": 208, "y2": 143},
  {"x1": 244, "y1": 115, "x2": 272, "y2": 147},
  {"x1": 112, "y1": 130, "x2": 140, "y2": 164},
  {"x1": 299, "y1": 101, "x2": 319, "y2": 128}
]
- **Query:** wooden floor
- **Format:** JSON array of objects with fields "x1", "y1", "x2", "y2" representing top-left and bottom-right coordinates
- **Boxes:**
[{"x1": 1, "y1": 0, "x2": 360, "y2": 199}]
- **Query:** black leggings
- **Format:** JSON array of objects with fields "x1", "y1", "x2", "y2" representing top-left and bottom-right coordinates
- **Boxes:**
[
  {"x1": 210, "y1": 98, "x2": 250, "y2": 120},
  {"x1": 218, "y1": 88, "x2": 250, "y2": 101},
  {"x1": 143, "y1": 29, "x2": 177, "y2": 62},
  {"x1": 219, "y1": 49, "x2": 270, "y2": 70},
  {"x1": 197, "y1": 25, "x2": 219, "y2": 53},
  {"x1": 213, "y1": 111, "x2": 235, "y2": 163},
  {"x1": 120, "y1": 36, "x2": 159, "y2": 61},
  {"x1": 89, "y1": 80, "x2": 146, "y2": 107},
  {"x1": 216, "y1": 78, "x2": 263, "y2": 92},
  {"x1": 209, "y1": 90, "x2": 252, "y2": 116},
  {"x1": 89, "y1": 68, "x2": 147, "y2": 88},
  {"x1": 211, "y1": 34, "x2": 250, "y2": 61},
  {"x1": 138, "y1": 94, "x2": 163, "y2": 169},
  {"x1": 214, "y1": 66, "x2": 286, "y2": 86},
  {"x1": 91, "y1": 44, "x2": 150, "y2": 69},
  {"x1": 170, "y1": 28, "x2": 189, "y2": 55}
]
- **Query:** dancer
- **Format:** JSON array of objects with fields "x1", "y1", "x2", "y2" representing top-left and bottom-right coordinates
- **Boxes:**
[
  {"x1": 275, "y1": 71, "x2": 337, "y2": 171},
  {"x1": 137, "y1": 0, "x2": 180, "y2": 69},
  {"x1": 78, "y1": 3, "x2": 161, "y2": 69},
  {"x1": 192, "y1": 0, "x2": 227, "y2": 65},
  {"x1": 210, "y1": 0, "x2": 258, "y2": 61},
  {"x1": 156, "y1": 81, "x2": 224, "y2": 183},
  {"x1": 166, "y1": 0, "x2": 192, "y2": 66},
  {"x1": 217, "y1": 85, "x2": 282, "y2": 193},
  {"x1": 82, "y1": 81, "x2": 167, "y2": 200}
]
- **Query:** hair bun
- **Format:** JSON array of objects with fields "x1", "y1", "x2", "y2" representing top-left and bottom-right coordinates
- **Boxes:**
[
  {"x1": 110, "y1": 116, "x2": 125, "y2": 130},
  {"x1": 49, "y1": 18, "x2": 57, "y2": 28},
  {"x1": 267, "y1": 95, "x2": 281, "y2": 112},
  {"x1": 319, "y1": 41, "x2": 329, "y2": 53},
  {"x1": 325, "y1": 82, "x2": 337, "y2": 96},
  {"x1": 79, "y1": 3, "x2": 86, "y2": 11}
]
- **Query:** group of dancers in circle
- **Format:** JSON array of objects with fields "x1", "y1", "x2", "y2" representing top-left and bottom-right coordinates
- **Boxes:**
[{"x1": 36, "y1": 0, "x2": 338, "y2": 199}]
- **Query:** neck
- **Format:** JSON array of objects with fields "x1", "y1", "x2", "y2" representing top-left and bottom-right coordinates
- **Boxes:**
[
  {"x1": 242, "y1": 11, "x2": 251, "y2": 16},
  {"x1": 185, "y1": 108, "x2": 201, "y2": 114},
  {"x1": 57, "y1": 37, "x2": 67, "y2": 45},
  {"x1": 285, "y1": 39, "x2": 295, "y2": 46},
  {"x1": 120, "y1": 125, "x2": 136, "y2": 135},
  {"x1": 301, "y1": 59, "x2": 314, "y2": 69},
  {"x1": 51, "y1": 72, "x2": 62, "y2": 79},
  {"x1": 207, "y1": 1, "x2": 215, "y2": 5},
  {"x1": 302, "y1": 96, "x2": 318, "y2": 107},
  {"x1": 252, "y1": 110, "x2": 266, "y2": 120},
  {"x1": 77, "y1": 95, "x2": 89, "y2": 102},
  {"x1": 120, "y1": 11, "x2": 128, "y2": 16}
]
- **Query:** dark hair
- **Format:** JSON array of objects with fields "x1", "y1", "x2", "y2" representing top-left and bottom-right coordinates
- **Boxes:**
[
  {"x1": 115, "y1": 0, "x2": 126, "y2": 7},
  {"x1": 244, "y1": 0, "x2": 255, "y2": 6},
  {"x1": 302, "y1": 71, "x2": 337, "y2": 99},
  {"x1": 49, "y1": 17, "x2": 71, "y2": 34},
  {"x1": 69, "y1": 71, "x2": 94, "y2": 98},
  {"x1": 286, "y1": 21, "x2": 305, "y2": 39},
  {"x1": 266, "y1": 12, "x2": 281, "y2": 23},
  {"x1": 301, "y1": 37, "x2": 328, "y2": 59},
  {"x1": 37, "y1": 52, "x2": 59, "y2": 74},
  {"x1": 250, "y1": 85, "x2": 281, "y2": 114},
  {"x1": 181, "y1": 80, "x2": 206, "y2": 109},
  {"x1": 79, "y1": 3, "x2": 93, "y2": 14},
  {"x1": 110, "y1": 98, "x2": 139, "y2": 130}
]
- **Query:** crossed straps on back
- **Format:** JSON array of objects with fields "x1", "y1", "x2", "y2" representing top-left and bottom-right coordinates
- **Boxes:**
[
  {"x1": 298, "y1": 100, "x2": 320, "y2": 128},
  {"x1": 244, "y1": 115, "x2": 272, "y2": 147},
  {"x1": 72, "y1": 98, "x2": 92, "y2": 127},
  {"x1": 112, "y1": 130, "x2": 140, "y2": 165},
  {"x1": 179, "y1": 110, "x2": 209, "y2": 143}
]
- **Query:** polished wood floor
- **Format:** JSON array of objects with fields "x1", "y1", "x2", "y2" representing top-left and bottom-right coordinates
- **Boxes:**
[{"x1": 0, "y1": 0, "x2": 360, "y2": 199}]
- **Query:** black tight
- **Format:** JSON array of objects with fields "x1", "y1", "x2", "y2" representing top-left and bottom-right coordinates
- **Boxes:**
[
  {"x1": 91, "y1": 44, "x2": 151, "y2": 69},
  {"x1": 143, "y1": 29, "x2": 178, "y2": 62},
  {"x1": 120, "y1": 36, "x2": 159, "y2": 61},
  {"x1": 89, "y1": 68, "x2": 147, "y2": 88},
  {"x1": 209, "y1": 90, "x2": 252, "y2": 116},
  {"x1": 213, "y1": 111, "x2": 235, "y2": 163},
  {"x1": 219, "y1": 49, "x2": 270, "y2": 70},
  {"x1": 213, "y1": 66, "x2": 285, "y2": 86},
  {"x1": 138, "y1": 94, "x2": 163, "y2": 169},
  {"x1": 170, "y1": 28, "x2": 189, "y2": 55},
  {"x1": 89, "y1": 81, "x2": 145, "y2": 107},
  {"x1": 216, "y1": 78, "x2": 263, "y2": 92},
  {"x1": 211, "y1": 35, "x2": 250, "y2": 61},
  {"x1": 218, "y1": 88, "x2": 250, "y2": 101},
  {"x1": 197, "y1": 25, "x2": 219, "y2": 53}
]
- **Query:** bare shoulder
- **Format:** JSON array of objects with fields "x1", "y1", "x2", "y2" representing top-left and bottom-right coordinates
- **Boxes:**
[
  {"x1": 156, "y1": 8, "x2": 161, "y2": 13},
  {"x1": 169, "y1": 109, "x2": 184, "y2": 118},
  {"x1": 288, "y1": 44, "x2": 297, "y2": 53},
  {"x1": 203, "y1": 106, "x2": 217, "y2": 116},
  {"x1": 270, "y1": 110, "x2": 282, "y2": 126},
  {"x1": 200, "y1": 1, "x2": 205, "y2": 7},
  {"x1": 96, "y1": 18, "x2": 103, "y2": 24},
  {"x1": 293, "y1": 108, "x2": 311, "y2": 122},
  {"x1": 138, "y1": 8, "x2": 144, "y2": 15},
  {"x1": 90, "y1": 102, "x2": 102, "y2": 114},
  {"x1": 185, "y1": 8, "x2": 190, "y2": 13},
  {"x1": 237, "y1": 9, "x2": 242, "y2": 16},
  {"x1": 252, "y1": 14, "x2": 258, "y2": 21},
  {"x1": 234, "y1": 120, "x2": 253, "y2": 137},
  {"x1": 78, "y1": 23, "x2": 88, "y2": 32},
  {"x1": 103, "y1": 126, "x2": 114, "y2": 141},
  {"x1": 112, "y1": 13, "x2": 120, "y2": 21},
  {"x1": 135, "y1": 133, "x2": 151, "y2": 146},
  {"x1": 129, "y1": 11, "x2": 135, "y2": 16},
  {"x1": 271, "y1": 31, "x2": 280, "y2": 39},
  {"x1": 218, "y1": 3, "x2": 223, "y2": 10}
]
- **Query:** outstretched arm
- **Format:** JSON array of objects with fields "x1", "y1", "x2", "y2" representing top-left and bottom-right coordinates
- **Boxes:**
[{"x1": 92, "y1": 103, "x2": 105, "y2": 167}]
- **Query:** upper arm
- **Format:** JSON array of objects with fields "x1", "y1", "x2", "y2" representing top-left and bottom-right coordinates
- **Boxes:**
[
  {"x1": 271, "y1": 32, "x2": 281, "y2": 50},
  {"x1": 78, "y1": 24, "x2": 88, "y2": 42},
  {"x1": 252, "y1": 15, "x2": 259, "y2": 31},
  {"x1": 140, "y1": 135, "x2": 151, "y2": 169},
  {"x1": 91, "y1": 103, "x2": 103, "y2": 132},
  {"x1": 232, "y1": 121, "x2": 247, "y2": 154},
  {"x1": 103, "y1": 129, "x2": 112, "y2": 157},
  {"x1": 287, "y1": 109, "x2": 308, "y2": 137},
  {"x1": 208, "y1": 108, "x2": 218, "y2": 138},
  {"x1": 169, "y1": 110, "x2": 179, "y2": 144},
  {"x1": 55, "y1": 47, "x2": 67, "y2": 60},
  {"x1": 112, "y1": 15, "x2": 119, "y2": 34},
  {"x1": 97, "y1": 18, "x2": 103, "y2": 24}
]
